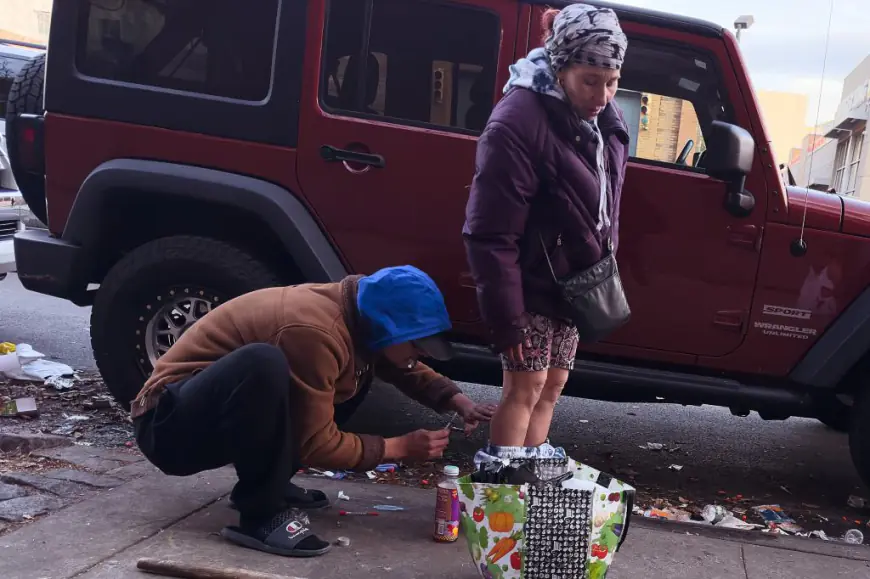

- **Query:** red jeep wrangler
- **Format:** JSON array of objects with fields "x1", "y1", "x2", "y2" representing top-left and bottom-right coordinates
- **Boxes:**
[{"x1": 9, "y1": 0, "x2": 870, "y2": 486}]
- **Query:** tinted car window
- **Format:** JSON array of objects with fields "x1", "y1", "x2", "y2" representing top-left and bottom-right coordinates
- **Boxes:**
[
  {"x1": 321, "y1": 0, "x2": 501, "y2": 133},
  {"x1": 75, "y1": 0, "x2": 279, "y2": 101}
]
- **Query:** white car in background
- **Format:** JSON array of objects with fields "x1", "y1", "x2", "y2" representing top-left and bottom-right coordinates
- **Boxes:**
[
  {"x1": 1, "y1": 39, "x2": 45, "y2": 280},
  {"x1": 0, "y1": 191, "x2": 26, "y2": 281}
]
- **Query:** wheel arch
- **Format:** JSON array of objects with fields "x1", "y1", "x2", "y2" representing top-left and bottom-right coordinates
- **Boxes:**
[
  {"x1": 63, "y1": 159, "x2": 349, "y2": 290},
  {"x1": 790, "y1": 287, "x2": 870, "y2": 391}
]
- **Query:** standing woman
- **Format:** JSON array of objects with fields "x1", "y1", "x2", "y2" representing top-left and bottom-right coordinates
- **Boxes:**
[{"x1": 463, "y1": 4, "x2": 631, "y2": 469}]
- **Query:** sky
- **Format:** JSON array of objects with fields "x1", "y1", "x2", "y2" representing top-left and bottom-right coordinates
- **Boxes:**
[{"x1": 618, "y1": 0, "x2": 870, "y2": 127}]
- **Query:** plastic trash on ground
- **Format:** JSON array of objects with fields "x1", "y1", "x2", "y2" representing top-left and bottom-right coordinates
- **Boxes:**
[
  {"x1": 0, "y1": 344, "x2": 76, "y2": 384},
  {"x1": 754, "y1": 504, "x2": 804, "y2": 534}
]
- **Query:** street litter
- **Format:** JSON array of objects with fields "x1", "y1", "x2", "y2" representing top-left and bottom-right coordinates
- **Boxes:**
[
  {"x1": 0, "y1": 342, "x2": 16, "y2": 354},
  {"x1": 337, "y1": 491, "x2": 350, "y2": 501},
  {"x1": 668, "y1": 464, "x2": 683, "y2": 471},
  {"x1": 339, "y1": 510, "x2": 379, "y2": 516},
  {"x1": 372, "y1": 504, "x2": 405, "y2": 512},
  {"x1": 376, "y1": 463, "x2": 399, "y2": 472},
  {"x1": 702, "y1": 505, "x2": 728, "y2": 524},
  {"x1": 366, "y1": 471, "x2": 377, "y2": 479},
  {"x1": 336, "y1": 536, "x2": 351, "y2": 547},
  {"x1": 0, "y1": 396, "x2": 38, "y2": 418},
  {"x1": 847, "y1": 495, "x2": 868, "y2": 510},
  {"x1": 63, "y1": 413, "x2": 90, "y2": 421},
  {"x1": 307, "y1": 468, "x2": 348, "y2": 480},
  {"x1": 796, "y1": 530, "x2": 830, "y2": 541},
  {"x1": 843, "y1": 529, "x2": 864, "y2": 544},
  {"x1": 754, "y1": 504, "x2": 804, "y2": 534},
  {"x1": 638, "y1": 442, "x2": 664, "y2": 451},
  {"x1": 45, "y1": 375, "x2": 75, "y2": 391},
  {"x1": 0, "y1": 344, "x2": 76, "y2": 385}
]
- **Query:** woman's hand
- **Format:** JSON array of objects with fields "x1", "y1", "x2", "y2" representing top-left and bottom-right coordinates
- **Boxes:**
[
  {"x1": 502, "y1": 344, "x2": 525, "y2": 364},
  {"x1": 448, "y1": 394, "x2": 499, "y2": 435}
]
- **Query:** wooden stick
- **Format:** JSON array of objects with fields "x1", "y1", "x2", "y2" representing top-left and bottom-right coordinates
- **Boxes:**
[{"x1": 136, "y1": 558, "x2": 307, "y2": 579}]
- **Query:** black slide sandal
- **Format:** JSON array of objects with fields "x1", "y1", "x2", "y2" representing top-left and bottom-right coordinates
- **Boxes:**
[{"x1": 221, "y1": 509, "x2": 332, "y2": 558}]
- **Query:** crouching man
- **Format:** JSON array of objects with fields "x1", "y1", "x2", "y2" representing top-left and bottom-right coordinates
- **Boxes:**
[{"x1": 129, "y1": 266, "x2": 495, "y2": 557}]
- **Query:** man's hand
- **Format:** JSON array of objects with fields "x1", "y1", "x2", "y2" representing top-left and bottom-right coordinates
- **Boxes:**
[
  {"x1": 385, "y1": 428, "x2": 450, "y2": 462},
  {"x1": 448, "y1": 393, "x2": 498, "y2": 435}
]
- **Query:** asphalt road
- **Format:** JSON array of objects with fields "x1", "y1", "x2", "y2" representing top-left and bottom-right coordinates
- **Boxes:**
[{"x1": 1, "y1": 273, "x2": 868, "y2": 539}]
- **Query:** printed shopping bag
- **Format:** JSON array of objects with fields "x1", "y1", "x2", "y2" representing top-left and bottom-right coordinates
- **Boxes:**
[{"x1": 457, "y1": 457, "x2": 634, "y2": 579}]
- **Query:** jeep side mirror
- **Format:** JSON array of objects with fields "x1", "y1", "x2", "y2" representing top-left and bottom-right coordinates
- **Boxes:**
[{"x1": 705, "y1": 121, "x2": 756, "y2": 218}]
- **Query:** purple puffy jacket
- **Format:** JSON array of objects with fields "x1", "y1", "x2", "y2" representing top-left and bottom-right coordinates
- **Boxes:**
[{"x1": 462, "y1": 87, "x2": 630, "y2": 352}]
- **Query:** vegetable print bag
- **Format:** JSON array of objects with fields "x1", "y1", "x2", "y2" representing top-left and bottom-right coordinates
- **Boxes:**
[{"x1": 457, "y1": 458, "x2": 634, "y2": 579}]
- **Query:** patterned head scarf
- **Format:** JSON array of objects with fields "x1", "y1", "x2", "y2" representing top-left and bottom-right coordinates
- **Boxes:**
[{"x1": 545, "y1": 4, "x2": 628, "y2": 73}]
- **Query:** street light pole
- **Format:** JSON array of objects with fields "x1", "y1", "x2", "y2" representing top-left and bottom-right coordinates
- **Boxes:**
[{"x1": 734, "y1": 15, "x2": 755, "y2": 44}]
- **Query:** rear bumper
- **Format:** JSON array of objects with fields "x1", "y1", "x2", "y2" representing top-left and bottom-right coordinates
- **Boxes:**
[{"x1": 13, "y1": 228, "x2": 91, "y2": 305}]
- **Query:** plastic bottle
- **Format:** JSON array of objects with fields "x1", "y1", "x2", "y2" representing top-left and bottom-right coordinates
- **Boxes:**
[
  {"x1": 843, "y1": 529, "x2": 864, "y2": 544},
  {"x1": 433, "y1": 465, "x2": 461, "y2": 542}
]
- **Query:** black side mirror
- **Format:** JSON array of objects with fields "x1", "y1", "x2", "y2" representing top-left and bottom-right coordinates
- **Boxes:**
[{"x1": 705, "y1": 121, "x2": 756, "y2": 218}]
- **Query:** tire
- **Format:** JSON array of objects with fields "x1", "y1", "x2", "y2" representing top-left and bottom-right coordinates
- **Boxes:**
[
  {"x1": 849, "y1": 389, "x2": 870, "y2": 489},
  {"x1": 90, "y1": 236, "x2": 281, "y2": 409},
  {"x1": 5, "y1": 52, "x2": 47, "y2": 224},
  {"x1": 815, "y1": 396, "x2": 852, "y2": 432}
]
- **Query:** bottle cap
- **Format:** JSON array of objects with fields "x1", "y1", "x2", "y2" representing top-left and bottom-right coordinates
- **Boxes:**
[{"x1": 443, "y1": 465, "x2": 460, "y2": 477}]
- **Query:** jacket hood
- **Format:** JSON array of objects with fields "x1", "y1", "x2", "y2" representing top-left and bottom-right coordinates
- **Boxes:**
[{"x1": 356, "y1": 266, "x2": 452, "y2": 351}]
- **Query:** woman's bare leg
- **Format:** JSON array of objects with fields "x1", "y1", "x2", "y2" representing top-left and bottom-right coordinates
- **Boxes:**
[
  {"x1": 487, "y1": 369, "x2": 548, "y2": 447},
  {"x1": 523, "y1": 368, "x2": 569, "y2": 447}
]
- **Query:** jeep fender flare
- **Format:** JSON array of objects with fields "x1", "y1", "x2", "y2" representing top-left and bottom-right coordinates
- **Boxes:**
[
  {"x1": 64, "y1": 158, "x2": 348, "y2": 284},
  {"x1": 790, "y1": 288, "x2": 870, "y2": 389}
]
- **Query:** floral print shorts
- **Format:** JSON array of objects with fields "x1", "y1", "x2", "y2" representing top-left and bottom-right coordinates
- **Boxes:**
[{"x1": 501, "y1": 313, "x2": 580, "y2": 372}]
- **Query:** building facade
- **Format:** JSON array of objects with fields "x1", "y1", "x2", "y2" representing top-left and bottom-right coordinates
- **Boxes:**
[
  {"x1": 824, "y1": 55, "x2": 869, "y2": 198},
  {"x1": 0, "y1": 0, "x2": 52, "y2": 45},
  {"x1": 756, "y1": 91, "x2": 811, "y2": 166}
]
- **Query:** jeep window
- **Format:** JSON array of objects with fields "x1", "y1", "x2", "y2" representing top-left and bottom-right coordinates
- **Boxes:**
[
  {"x1": 617, "y1": 38, "x2": 733, "y2": 172},
  {"x1": 321, "y1": 0, "x2": 501, "y2": 133},
  {"x1": 75, "y1": 0, "x2": 279, "y2": 102}
]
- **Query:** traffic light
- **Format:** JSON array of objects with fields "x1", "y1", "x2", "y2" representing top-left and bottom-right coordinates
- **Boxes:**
[
  {"x1": 433, "y1": 68, "x2": 444, "y2": 104},
  {"x1": 640, "y1": 94, "x2": 650, "y2": 130}
]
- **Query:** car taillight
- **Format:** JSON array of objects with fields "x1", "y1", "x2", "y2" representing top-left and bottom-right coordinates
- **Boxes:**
[{"x1": 14, "y1": 115, "x2": 43, "y2": 173}]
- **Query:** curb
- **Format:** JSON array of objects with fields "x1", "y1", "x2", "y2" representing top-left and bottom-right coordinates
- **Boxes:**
[
  {"x1": 633, "y1": 515, "x2": 870, "y2": 561},
  {"x1": 0, "y1": 433, "x2": 73, "y2": 453}
]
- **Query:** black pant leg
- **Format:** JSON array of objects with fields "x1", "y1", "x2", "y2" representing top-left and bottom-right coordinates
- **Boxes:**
[{"x1": 135, "y1": 343, "x2": 295, "y2": 519}]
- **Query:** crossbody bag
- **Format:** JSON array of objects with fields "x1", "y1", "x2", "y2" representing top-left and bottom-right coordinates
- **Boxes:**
[{"x1": 538, "y1": 128, "x2": 630, "y2": 343}]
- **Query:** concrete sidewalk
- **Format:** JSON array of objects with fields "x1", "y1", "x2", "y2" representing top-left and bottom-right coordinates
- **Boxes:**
[{"x1": 1, "y1": 465, "x2": 869, "y2": 579}]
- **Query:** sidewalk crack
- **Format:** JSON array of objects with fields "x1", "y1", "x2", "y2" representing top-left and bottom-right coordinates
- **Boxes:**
[
  {"x1": 741, "y1": 544, "x2": 750, "y2": 579},
  {"x1": 67, "y1": 493, "x2": 228, "y2": 578}
]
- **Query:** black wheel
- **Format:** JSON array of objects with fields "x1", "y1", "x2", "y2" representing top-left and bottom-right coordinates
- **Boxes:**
[
  {"x1": 90, "y1": 236, "x2": 281, "y2": 409},
  {"x1": 849, "y1": 389, "x2": 870, "y2": 488},
  {"x1": 815, "y1": 396, "x2": 852, "y2": 432},
  {"x1": 5, "y1": 52, "x2": 47, "y2": 224}
]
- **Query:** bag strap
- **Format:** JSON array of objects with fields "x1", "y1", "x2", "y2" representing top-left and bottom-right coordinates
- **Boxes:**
[{"x1": 539, "y1": 233, "x2": 559, "y2": 283}]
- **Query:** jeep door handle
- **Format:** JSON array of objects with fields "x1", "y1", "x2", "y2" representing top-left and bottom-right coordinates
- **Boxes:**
[{"x1": 320, "y1": 145, "x2": 385, "y2": 169}]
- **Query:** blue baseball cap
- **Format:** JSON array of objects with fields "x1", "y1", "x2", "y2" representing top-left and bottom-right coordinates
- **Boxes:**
[{"x1": 357, "y1": 265, "x2": 454, "y2": 360}]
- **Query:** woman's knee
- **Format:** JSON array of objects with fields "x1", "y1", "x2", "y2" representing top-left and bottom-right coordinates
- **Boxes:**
[
  {"x1": 502, "y1": 371, "x2": 547, "y2": 407},
  {"x1": 538, "y1": 377, "x2": 568, "y2": 405}
]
